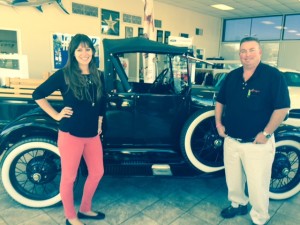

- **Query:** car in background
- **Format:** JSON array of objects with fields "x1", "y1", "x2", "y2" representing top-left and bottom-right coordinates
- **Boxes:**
[
  {"x1": 281, "y1": 70, "x2": 300, "y2": 126},
  {"x1": 192, "y1": 67, "x2": 300, "y2": 126},
  {"x1": 191, "y1": 71, "x2": 226, "y2": 107}
]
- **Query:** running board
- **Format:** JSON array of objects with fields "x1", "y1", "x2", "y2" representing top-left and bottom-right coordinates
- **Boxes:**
[{"x1": 152, "y1": 164, "x2": 172, "y2": 176}]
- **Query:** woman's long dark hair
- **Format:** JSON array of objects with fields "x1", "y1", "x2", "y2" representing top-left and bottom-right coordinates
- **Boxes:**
[{"x1": 63, "y1": 33, "x2": 102, "y2": 101}]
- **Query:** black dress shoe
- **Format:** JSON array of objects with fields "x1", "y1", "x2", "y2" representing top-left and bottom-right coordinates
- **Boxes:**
[
  {"x1": 77, "y1": 211, "x2": 105, "y2": 220},
  {"x1": 220, "y1": 204, "x2": 248, "y2": 218}
]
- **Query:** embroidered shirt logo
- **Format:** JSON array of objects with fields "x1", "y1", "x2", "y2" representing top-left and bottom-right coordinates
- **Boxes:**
[{"x1": 247, "y1": 89, "x2": 260, "y2": 98}]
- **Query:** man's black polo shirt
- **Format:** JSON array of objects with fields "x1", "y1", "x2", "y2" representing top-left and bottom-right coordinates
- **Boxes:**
[{"x1": 216, "y1": 63, "x2": 290, "y2": 139}]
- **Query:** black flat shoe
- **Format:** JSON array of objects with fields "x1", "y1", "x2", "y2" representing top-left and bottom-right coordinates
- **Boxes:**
[
  {"x1": 66, "y1": 219, "x2": 86, "y2": 225},
  {"x1": 77, "y1": 211, "x2": 105, "y2": 220}
]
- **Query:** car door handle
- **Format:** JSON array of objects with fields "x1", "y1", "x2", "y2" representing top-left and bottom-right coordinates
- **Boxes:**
[{"x1": 108, "y1": 99, "x2": 133, "y2": 108}]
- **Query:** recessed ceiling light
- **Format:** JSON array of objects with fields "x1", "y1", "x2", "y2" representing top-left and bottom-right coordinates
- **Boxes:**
[
  {"x1": 261, "y1": 21, "x2": 274, "y2": 25},
  {"x1": 275, "y1": 26, "x2": 287, "y2": 30},
  {"x1": 211, "y1": 4, "x2": 234, "y2": 10}
]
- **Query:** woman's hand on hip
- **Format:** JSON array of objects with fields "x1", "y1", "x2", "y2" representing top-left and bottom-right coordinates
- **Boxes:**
[{"x1": 56, "y1": 107, "x2": 73, "y2": 121}]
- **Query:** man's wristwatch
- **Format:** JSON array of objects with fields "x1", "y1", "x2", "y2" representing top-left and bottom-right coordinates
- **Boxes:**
[{"x1": 262, "y1": 131, "x2": 272, "y2": 139}]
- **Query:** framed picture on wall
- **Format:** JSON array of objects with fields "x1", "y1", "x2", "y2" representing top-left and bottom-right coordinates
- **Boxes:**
[
  {"x1": 138, "y1": 27, "x2": 144, "y2": 37},
  {"x1": 125, "y1": 26, "x2": 133, "y2": 38},
  {"x1": 123, "y1": 13, "x2": 132, "y2": 23},
  {"x1": 154, "y1": 19, "x2": 162, "y2": 28},
  {"x1": 52, "y1": 33, "x2": 100, "y2": 69},
  {"x1": 132, "y1": 15, "x2": 142, "y2": 25},
  {"x1": 180, "y1": 33, "x2": 189, "y2": 38},
  {"x1": 101, "y1": 9, "x2": 120, "y2": 36},
  {"x1": 164, "y1": 31, "x2": 170, "y2": 44},
  {"x1": 156, "y1": 30, "x2": 163, "y2": 43},
  {"x1": 72, "y1": 2, "x2": 98, "y2": 17},
  {"x1": 195, "y1": 28, "x2": 203, "y2": 36}
]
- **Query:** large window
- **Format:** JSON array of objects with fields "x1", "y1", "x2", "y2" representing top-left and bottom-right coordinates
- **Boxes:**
[
  {"x1": 283, "y1": 14, "x2": 300, "y2": 40},
  {"x1": 251, "y1": 16, "x2": 282, "y2": 40},
  {"x1": 223, "y1": 18, "x2": 251, "y2": 42},
  {"x1": 223, "y1": 16, "x2": 283, "y2": 42}
]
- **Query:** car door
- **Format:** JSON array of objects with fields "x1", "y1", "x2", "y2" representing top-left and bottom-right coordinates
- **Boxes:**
[
  {"x1": 104, "y1": 92, "x2": 135, "y2": 147},
  {"x1": 134, "y1": 93, "x2": 187, "y2": 147}
]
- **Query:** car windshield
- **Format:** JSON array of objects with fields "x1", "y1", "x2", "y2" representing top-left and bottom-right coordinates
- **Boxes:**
[{"x1": 113, "y1": 52, "x2": 189, "y2": 94}]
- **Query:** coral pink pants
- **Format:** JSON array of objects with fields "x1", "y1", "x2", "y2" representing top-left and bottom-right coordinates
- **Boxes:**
[{"x1": 58, "y1": 131, "x2": 104, "y2": 219}]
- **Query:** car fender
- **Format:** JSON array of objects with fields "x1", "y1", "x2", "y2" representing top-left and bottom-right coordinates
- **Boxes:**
[
  {"x1": 0, "y1": 115, "x2": 59, "y2": 156},
  {"x1": 190, "y1": 86, "x2": 217, "y2": 108},
  {"x1": 275, "y1": 124, "x2": 300, "y2": 141}
]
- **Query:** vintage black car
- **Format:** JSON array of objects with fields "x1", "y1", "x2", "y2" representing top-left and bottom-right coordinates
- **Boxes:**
[{"x1": 0, "y1": 37, "x2": 299, "y2": 208}]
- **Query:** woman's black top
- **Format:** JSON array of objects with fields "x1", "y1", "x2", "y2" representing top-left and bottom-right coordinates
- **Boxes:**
[{"x1": 32, "y1": 69, "x2": 106, "y2": 138}]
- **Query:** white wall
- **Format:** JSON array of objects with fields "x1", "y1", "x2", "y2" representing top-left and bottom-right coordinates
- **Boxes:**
[
  {"x1": 0, "y1": 0, "x2": 222, "y2": 78},
  {"x1": 154, "y1": 2, "x2": 221, "y2": 59},
  {"x1": 278, "y1": 41, "x2": 300, "y2": 71}
]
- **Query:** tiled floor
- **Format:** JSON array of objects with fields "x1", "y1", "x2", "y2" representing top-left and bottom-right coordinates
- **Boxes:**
[{"x1": 0, "y1": 173, "x2": 299, "y2": 225}]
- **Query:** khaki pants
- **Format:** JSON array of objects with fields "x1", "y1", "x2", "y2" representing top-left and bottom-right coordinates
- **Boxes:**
[{"x1": 224, "y1": 136, "x2": 275, "y2": 225}]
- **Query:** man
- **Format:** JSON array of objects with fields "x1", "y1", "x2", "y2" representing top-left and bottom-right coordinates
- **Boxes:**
[{"x1": 215, "y1": 37, "x2": 290, "y2": 225}]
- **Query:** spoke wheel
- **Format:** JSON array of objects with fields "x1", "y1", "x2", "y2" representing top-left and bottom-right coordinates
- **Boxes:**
[
  {"x1": 269, "y1": 139, "x2": 300, "y2": 199},
  {"x1": 180, "y1": 109, "x2": 224, "y2": 173},
  {"x1": 1, "y1": 138, "x2": 61, "y2": 207}
]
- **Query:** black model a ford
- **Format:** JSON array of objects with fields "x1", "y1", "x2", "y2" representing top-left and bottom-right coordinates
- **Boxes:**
[{"x1": 0, "y1": 37, "x2": 299, "y2": 208}]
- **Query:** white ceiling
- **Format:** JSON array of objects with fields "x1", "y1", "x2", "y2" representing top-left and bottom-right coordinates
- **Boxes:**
[{"x1": 155, "y1": 0, "x2": 300, "y2": 19}]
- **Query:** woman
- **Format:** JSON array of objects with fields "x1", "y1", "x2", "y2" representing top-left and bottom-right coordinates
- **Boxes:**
[{"x1": 33, "y1": 34, "x2": 105, "y2": 225}]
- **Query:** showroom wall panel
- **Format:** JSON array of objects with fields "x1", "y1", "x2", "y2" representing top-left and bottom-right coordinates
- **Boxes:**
[
  {"x1": 278, "y1": 41, "x2": 300, "y2": 71},
  {"x1": 0, "y1": 0, "x2": 221, "y2": 79}
]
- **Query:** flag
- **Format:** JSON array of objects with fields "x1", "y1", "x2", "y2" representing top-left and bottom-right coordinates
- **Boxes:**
[{"x1": 142, "y1": 0, "x2": 156, "y2": 83}]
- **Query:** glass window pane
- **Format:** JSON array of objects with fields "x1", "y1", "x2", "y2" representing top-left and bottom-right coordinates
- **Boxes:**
[
  {"x1": 251, "y1": 16, "x2": 283, "y2": 40},
  {"x1": 223, "y1": 19, "x2": 251, "y2": 42},
  {"x1": 172, "y1": 55, "x2": 189, "y2": 94},
  {"x1": 260, "y1": 42, "x2": 279, "y2": 66},
  {"x1": 283, "y1": 14, "x2": 300, "y2": 40},
  {"x1": 0, "y1": 29, "x2": 19, "y2": 70}
]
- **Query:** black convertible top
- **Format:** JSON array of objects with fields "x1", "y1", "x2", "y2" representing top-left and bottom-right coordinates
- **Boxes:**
[
  {"x1": 102, "y1": 37, "x2": 189, "y2": 92},
  {"x1": 103, "y1": 37, "x2": 188, "y2": 55}
]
